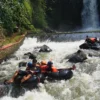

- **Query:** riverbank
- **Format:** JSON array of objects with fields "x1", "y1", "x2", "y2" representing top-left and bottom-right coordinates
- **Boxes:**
[
  {"x1": 0, "y1": 33, "x2": 26, "y2": 64},
  {"x1": 1, "y1": 29, "x2": 100, "y2": 63}
]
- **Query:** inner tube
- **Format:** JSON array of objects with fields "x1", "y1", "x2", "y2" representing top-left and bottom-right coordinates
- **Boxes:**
[
  {"x1": 2, "y1": 74, "x2": 45, "y2": 97},
  {"x1": 4, "y1": 69, "x2": 73, "y2": 89},
  {"x1": 46, "y1": 69, "x2": 73, "y2": 80},
  {"x1": 79, "y1": 43, "x2": 90, "y2": 49},
  {"x1": 80, "y1": 42, "x2": 100, "y2": 50},
  {"x1": 59, "y1": 69, "x2": 73, "y2": 80},
  {"x1": 24, "y1": 73, "x2": 45, "y2": 83},
  {"x1": 20, "y1": 75, "x2": 39, "y2": 89},
  {"x1": 14, "y1": 73, "x2": 45, "y2": 88}
]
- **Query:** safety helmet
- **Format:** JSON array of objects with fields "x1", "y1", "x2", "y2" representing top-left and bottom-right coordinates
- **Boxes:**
[
  {"x1": 27, "y1": 62, "x2": 32, "y2": 67},
  {"x1": 47, "y1": 61, "x2": 53, "y2": 65},
  {"x1": 41, "y1": 60, "x2": 47, "y2": 65}
]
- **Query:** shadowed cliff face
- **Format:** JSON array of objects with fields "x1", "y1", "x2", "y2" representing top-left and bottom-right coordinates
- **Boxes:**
[
  {"x1": 46, "y1": 0, "x2": 100, "y2": 31},
  {"x1": 46, "y1": 0, "x2": 83, "y2": 30}
]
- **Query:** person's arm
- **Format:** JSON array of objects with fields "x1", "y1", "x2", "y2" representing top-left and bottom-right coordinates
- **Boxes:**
[
  {"x1": 21, "y1": 74, "x2": 32, "y2": 83},
  {"x1": 68, "y1": 65, "x2": 76, "y2": 70},
  {"x1": 59, "y1": 65, "x2": 76, "y2": 70},
  {"x1": 26, "y1": 66, "x2": 30, "y2": 71}
]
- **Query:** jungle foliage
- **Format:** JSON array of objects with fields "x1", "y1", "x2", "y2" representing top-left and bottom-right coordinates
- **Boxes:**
[
  {"x1": 46, "y1": 0, "x2": 83, "y2": 29},
  {"x1": 0, "y1": 0, "x2": 47, "y2": 36},
  {"x1": 0, "y1": 0, "x2": 83, "y2": 36}
]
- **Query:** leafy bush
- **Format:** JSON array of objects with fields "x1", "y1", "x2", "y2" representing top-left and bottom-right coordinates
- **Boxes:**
[
  {"x1": 31, "y1": 0, "x2": 47, "y2": 28},
  {"x1": 0, "y1": 0, "x2": 35, "y2": 36}
]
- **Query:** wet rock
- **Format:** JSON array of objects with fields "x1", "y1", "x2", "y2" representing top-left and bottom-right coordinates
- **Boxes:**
[
  {"x1": 24, "y1": 52, "x2": 36, "y2": 59},
  {"x1": 65, "y1": 50, "x2": 87, "y2": 63},
  {"x1": 39, "y1": 45, "x2": 52, "y2": 52},
  {"x1": 34, "y1": 45, "x2": 52, "y2": 52}
]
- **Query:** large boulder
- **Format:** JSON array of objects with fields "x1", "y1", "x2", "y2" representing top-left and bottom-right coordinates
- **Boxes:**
[
  {"x1": 24, "y1": 52, "x2": 36, "y2": 59},
  {"x1": 65, "y1": 50, "x2": 87, "y2": 63},
  {"x1": 35, "y1": 45, "x2": 52, "y2": 52}
]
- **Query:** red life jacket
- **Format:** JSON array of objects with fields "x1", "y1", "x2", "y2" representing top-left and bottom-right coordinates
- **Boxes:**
[
  {"x1": 90, "y1": 38, "x2": 96, "y2": 42},
  {"x1": 40, "y1": 65, "x2": 48, "y2": 73}
]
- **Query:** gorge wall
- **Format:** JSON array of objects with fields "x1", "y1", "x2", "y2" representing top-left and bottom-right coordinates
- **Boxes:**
[{"x1": 46, "y1": 0, "x2": 100, "y2": 31}]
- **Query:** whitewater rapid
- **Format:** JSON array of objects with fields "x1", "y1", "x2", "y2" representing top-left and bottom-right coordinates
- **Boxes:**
[{"x1": 0, "y1": 36, "x2": 100, "y2": 100}]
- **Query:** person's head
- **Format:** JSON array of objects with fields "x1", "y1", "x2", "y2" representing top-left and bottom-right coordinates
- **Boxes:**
[
  {"x1": 95, "y1": 37, "x2": 97, "y2": 40},
  {"x1": 32, "y1": 59, "x2": 37, "y2": 65},
  {"x1": 41, "y1": 60, "x2": 47, "y2": 65},
  {"x1": 47, "y1": 61, "x2": 53, "y2": 67},
  {"x1": 86, "y1": 35, "x2": 89, "y2": 38}
]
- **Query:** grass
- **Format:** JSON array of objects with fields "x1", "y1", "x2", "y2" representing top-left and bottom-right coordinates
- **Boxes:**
[{"x1": 1, "y1": 34, "x2": 23, "y2": 46}]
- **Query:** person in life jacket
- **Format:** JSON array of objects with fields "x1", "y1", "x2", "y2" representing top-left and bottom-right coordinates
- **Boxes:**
[
  {"x1": 4, "y1": 59, "x2": 40, "y2": 84},
  {"x1": 43, "y1": 61, "x2": 76, "y2": 73},
  {"x1": 39, "y1": 61, "x2": 76, "y2": 75},
  {"x1": 39, "y1": 60, "x2": 58, "y2": 73},
  {"x1": 85, "y1": 35, "x2": 90, "y2": 43},
  {"x1": 20, "y1": 59, "x2": 41, "y2": 83},
  {"x1": 85, "y1": 36, "x2": 97, "y2": 44},
  {"x1": 40, "y1": 60, "x2": 48, "y2": 73},
  {"x1": 89, "y1": 37, "x2": 97, "y2": 43},
  {"x1": 46, "y1": 61, "x2": 58, "y2": 72}
]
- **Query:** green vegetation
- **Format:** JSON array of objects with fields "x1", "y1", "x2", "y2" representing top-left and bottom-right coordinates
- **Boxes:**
[
  {"x1": 0, "y1": 0, "x2": 83, "y2": 38},
  {"x1": 0, "y1": 0, "x2": 47, "y2": 37},
  {"x1": 30, "y1": 0, "x2": 47, "y2": 28},
  {"x1": 2, "y1": 34, "x2": 22, "y2": 45}
]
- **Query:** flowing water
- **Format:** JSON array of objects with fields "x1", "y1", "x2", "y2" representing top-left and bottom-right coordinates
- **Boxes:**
[
  {"x1": 0, "y1": 33, "x2": 100, "y2": 100},
  {"x1": 82, "y1": 0, "x2": 99, "y2": 29}
]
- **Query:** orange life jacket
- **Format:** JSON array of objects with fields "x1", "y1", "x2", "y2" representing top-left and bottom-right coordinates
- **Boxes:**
[
  {"x1": 51, "y1": 66, "x2": 58, "y2": 72},
  {"x1": 40, "y1": 65, "x2": 58, "y2": 73}
]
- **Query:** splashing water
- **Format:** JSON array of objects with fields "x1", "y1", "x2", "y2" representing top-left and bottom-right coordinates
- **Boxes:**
[{"x1": 0, "y1": 35, "x2": 100, "y2": 100}]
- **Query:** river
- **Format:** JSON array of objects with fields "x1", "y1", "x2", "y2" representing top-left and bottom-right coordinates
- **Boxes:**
[{"x1": 0, "y1": 33, "x2": 100, "y2": 100}]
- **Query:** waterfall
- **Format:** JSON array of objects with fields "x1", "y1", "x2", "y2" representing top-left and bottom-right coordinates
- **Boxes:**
[{"x1": 82, "y1": 0, "x2": 99, "y2": 29}]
